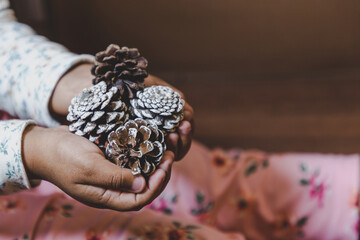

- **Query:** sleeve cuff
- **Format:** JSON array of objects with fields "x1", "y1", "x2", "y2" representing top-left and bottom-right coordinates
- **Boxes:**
[
  {"x1": 0, "y1": 119, "x2": 36, "y2": 194},
  {"x1": 37, "y1": 53, "x2": 94, "y2": 127}
]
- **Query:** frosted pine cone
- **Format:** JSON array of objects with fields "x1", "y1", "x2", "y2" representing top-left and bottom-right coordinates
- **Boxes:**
[
  {"x1": 129, "y1": 86, "x2": 185, "y2": 134},
  {"x1": 67, "y1": 81, "x2": 129, "y2": 149},
  {"x1": 106, "y1": 118, "x2": 166, "y2": 176},
  {"x1": 91, "y1": 44, "x2": 148, "y2": 99}
]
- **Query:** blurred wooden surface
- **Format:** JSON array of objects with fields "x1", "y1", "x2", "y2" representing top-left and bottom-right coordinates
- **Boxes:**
[
  {"x1": 158, "y1": 68, "x2": 360, "y2": 153},
  {"x1": 9, "y1": 0, "x2": 360, "y2": 153},
  {"x1": 12, "y1": 0, "x2": 360, "y2": 75}
]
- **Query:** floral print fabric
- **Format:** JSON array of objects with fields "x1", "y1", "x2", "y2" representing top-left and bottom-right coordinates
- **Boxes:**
[
  {"x1": 0, "y1": 0, "x2": 93, "y2": 127},
  {"x1": 0, "y1": 120, "x2": 35, "y2": 194},
  {"x1": 0, "y1": 141, "x2": 358, "y2": 239},
  {"x1": 0, "y1": 0, "x2": 93, "y2": 193}
]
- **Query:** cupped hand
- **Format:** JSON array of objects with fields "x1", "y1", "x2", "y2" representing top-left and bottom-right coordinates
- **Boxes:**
[
  {"x1": 50, "y1": 64, "x2": 194, "y2": 161},
  {"x1": 23, "y1": 125, "x2": 174, "y2": 211},
  {"x1": 144, "y1": 75, "x2": 194, "y2": 161}
]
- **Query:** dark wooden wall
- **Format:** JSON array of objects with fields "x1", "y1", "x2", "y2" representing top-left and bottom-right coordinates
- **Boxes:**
[{"x1": 10, "y1": 0, "x2": 360, "y2": 153}]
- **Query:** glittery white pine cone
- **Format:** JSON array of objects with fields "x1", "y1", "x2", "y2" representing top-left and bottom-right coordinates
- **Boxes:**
[
  {"x1": 67, "y1": 81, "x2": 129, "y2": 149},
  {"x1": 129, "y1": 85, "x2": 185, "y2": 134}
]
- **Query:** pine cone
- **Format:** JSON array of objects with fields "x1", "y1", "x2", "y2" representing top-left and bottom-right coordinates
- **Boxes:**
[
  {"x1": 129, "y1": 86, "x2": 185, "y2": 134},
  {"x1": 106, "y1": 118, "x2": 166, "y2": 176},
  {"x1": 91, "y1": 44, "x2": 148, "y2": 99},
  {"x1": 67, "y1": 81, "x2": 129, "y2": 149}
]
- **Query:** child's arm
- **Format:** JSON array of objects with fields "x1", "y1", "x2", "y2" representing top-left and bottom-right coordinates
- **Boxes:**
[
  {"x1": 0, "y1": 0, "x2": 192, "y2": 208},
  {"x1": 0, "y1": 0, "x2": 93, "y2": 127},
  {"x1": 2, "y1": 1, "x2": 193, "y2": 162},
  {"x1": 0, "y1": 0, "x2": 89, "y2": 195}
]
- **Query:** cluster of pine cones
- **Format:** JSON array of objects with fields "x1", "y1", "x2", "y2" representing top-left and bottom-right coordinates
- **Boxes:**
[{"x1": 67, "y1": 44, "x2": 185, "y2": 176}]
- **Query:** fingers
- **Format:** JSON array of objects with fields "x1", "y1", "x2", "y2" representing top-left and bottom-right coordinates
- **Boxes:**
[
  {"x1": 144, "y1": 75, "x2": 185, "y2": 99},
  {"x1": 165, "y1": 120, "x2": 193, "y2": 161},
  {"x1": 145, "y1": 151, "x2": 174, "y2": 198},
  {"x1": 176, "y1": 102, "x2": 194, "y2": 160},
  {"x1": 166, "y1": 133, "x2": 179, "y2": 157},
  {"x1": 98, "y1": 151, "x2": 175, "y2": 211},
  {"x1": 183, "y1": 102, "x2": 194, "y2": 123},
  {"x1": 143, "y1": 75, "x2": 195, "y2": 159},
  {"x1": 83, "y1": 157, "x2": 146, "y2": 193},
  {"x1": 176, "y1": 121, "x2": 193, "y2": 160}
]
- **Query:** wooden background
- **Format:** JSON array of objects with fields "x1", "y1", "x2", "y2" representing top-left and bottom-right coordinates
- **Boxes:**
[{"x1": 10, "y1": 0, "x2": 360, "y2": 153}]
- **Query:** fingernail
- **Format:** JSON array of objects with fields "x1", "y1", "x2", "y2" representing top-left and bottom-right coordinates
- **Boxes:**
[
  {"x1": 180, "y1": 121, "x2": 191, "y2": 135},
  {"x1": 132, "y1": 177, "x2": 145, "y2": 192},
  {"x1": 169, "y1": 133, "x2": 179, "y2": 143}
]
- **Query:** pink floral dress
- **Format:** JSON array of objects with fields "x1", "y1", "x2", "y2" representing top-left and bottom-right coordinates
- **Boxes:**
[{"x1": 0, "y1": 139, "x2": 358, "y2": 240}]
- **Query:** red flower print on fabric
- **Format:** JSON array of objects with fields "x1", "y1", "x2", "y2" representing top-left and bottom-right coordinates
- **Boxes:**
[
  {"x1": 272, "y1": 215, "x2": 308, "y2": 239},
  {"x1": 299, "y1": 163, "x2": 329, "y2": 207},
  {"x1": 85, "y1": 228, "x2": 110, "y2": 240},
  {"x1": 0, "y1": 197, "x2": 26, "y2": 213},
  {"x1": 146, "y1": 194, "x2": 178, "y2": 215},
  {"x1": 242, "y1": 152, "x2": 269, "y2": 177},
  {"x1": 43, "y1": 202, "x2": 74, "y2": 221},
  {"x1": 129, "y1": 221, "x2": 200, "y2": 240},
  {"x1": 231, "y1": 191, "x2": 257, "y2": 218},
  {"x1": 349, "y1": 189, "x2": 360, "y2": 235},
  {"x1": 210, "y1": 148, "x2": 236, "y2": 176},
  {"x1": 190, "y1": 191, "x2": 214, "y2": 224}
]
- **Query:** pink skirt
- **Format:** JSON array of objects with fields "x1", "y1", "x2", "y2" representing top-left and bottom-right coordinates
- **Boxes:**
[{"x1": 0, "y1": 111, "x2": 358, "y2": 239}]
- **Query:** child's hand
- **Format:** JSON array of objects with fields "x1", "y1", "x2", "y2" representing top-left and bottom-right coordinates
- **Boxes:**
[
  {"x1": 23, "y1": 125, "x2": 174, "y2": 211},
  {"x1": 51, "y1": 64, "x2": 194, "y2": 161},
  {"x1": 144, "y1": 75, "x2": 194, "y2": 161}
]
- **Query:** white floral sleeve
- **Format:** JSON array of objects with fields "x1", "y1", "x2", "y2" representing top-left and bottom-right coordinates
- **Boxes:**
[
  {"x1": 0, "y1": 0, "x2": 94, "y2": 194},
  {"x1": 0, "y1": 1, "x2": 94, "y2": 126},
  {"x1": 0, "y1": 120, "x2": 35, "y2": 194}
]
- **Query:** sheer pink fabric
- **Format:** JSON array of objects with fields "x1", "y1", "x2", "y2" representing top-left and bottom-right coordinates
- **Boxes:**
[{"x1": 0, "y1": 137, "x2": 358, "y2": 239}]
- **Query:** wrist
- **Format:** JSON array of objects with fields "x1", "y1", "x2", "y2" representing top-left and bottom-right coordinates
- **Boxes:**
[
  {"x1": 50, "y1": 63, "x2": 93, "y2": 118},
  {"x1": 22, "y1": 125, "x2": 48, "y2": 181}
]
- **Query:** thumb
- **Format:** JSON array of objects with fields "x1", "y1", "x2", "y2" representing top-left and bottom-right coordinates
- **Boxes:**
[{"x1": 87, "y1": 158, "x2": 146, "y2": 193}]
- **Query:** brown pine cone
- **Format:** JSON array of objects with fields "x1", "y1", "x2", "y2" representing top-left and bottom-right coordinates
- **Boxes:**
[
  {"x1": 91, "y1": 44, "x2": 148, "y2": 99},
  {"x1": 106, "y1": 118, "x2": 166, "y2": 176},
  {"x1": 129, "y1": 86, "x2": 185, "y2": 134},
  {"x1": 67, "y1": 81, "x2": 129, "y2": 149}
]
